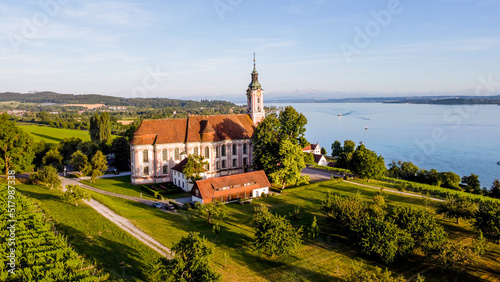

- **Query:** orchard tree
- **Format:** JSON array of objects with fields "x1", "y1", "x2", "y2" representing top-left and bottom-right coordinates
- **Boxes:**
[
  {"x1": 461, "y1": 173, "x2": 481, "y2": 194},
  {"x1": 473, "y1": 202, "x2": 500, "y2": 243},
  {"x1": 269, "y1": 139, "x2": 309, "y2": 189},
  {"x1": 308, "y1": 216, "x2": 320, "y2": 244},
  {"x1": 0, "y1": 114, "x2": 34, "y2": 178},
  {"x1": 439, "y1": 172, "x2": 461, "y2": 190},
  {"x1": 437, "y1": 195, "x2": 478, "y2": 224},
  {"x1": 111, "y1": 136, "x2": 130, "y2": 171},
  {"x1": 152, "y1": 232, "x2": 221, "y2": 281},
  {"x1": 253, "y1": 205, "x2": 303, "y2": 259},
  {"x1": 322, "y1": 193, "x2": 367, "y2": 235},
  {"x1": 62, "y1": 184, "x2": 90, "y2": 206},
  {"x1": 195, "y1": 201, "x2": 227, "y2": 224},
  {"x1": 350, "y1": 144, "x2": 386, "y2": 181}
]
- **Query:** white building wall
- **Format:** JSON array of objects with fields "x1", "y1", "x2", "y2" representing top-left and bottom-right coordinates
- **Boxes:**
[{"x1": 253, "y1": 187, "x2": 269, "y2": 198}]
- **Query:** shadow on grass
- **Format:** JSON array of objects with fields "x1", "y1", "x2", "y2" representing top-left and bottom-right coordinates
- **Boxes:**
[
  {"x1": 30, "y1": 132, "x2": 62, "y2": 143},
  {"x1": 56, "y1": 223, "x2": 154, "y2": 281}
]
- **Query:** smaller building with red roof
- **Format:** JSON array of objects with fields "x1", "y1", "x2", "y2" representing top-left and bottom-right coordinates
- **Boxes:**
[{"x1": 191, "y1": 170, "x2": 270, "y2": 204}]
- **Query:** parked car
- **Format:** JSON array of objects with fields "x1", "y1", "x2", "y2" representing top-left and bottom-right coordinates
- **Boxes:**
[
  {"x1": 113, "y1": 169, "x2": 120, "y2": 175},
  {"x1": 152, "y1": 202, "x2": 162, "y2": 209},
  {"x1": 164, "y1": 203, "x2": 175, "y2": 210}
]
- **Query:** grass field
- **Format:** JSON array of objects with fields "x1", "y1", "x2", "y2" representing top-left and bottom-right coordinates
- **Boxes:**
[
  {"x1": 81, "y1": 176, "x2": 192, "y2": 200},
  {"x1": 16, "y1": 184, "x2": 161, "y2": 281},
  {"x1": 78, "y1": 179, "x2": 500, "y2": 281},
  {"x1": 20, "y1": 125, "x2": 91, "y2": 144}
]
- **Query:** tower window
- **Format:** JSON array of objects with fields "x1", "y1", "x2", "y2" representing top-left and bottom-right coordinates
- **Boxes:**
[
  {"x1": 162, "y1": 149, "x2": 168, "y2": 161},
  {"x1": 216, "y1": 146, "x2": 219, "y2": 158},
  {"x1": 175, "y1": 148, "x2": 180, "y2": 160},
  {"x1": 143, "y1": 149, "x2": 148, "y2": 163},
  {"x1": 257, "y1": 98, "x2": 260, "y2": 104}
]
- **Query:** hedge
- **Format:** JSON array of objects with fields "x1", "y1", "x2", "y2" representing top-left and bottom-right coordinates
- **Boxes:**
[{"x1": 311, "y1": 165, "x2": 352, "y2": 174}]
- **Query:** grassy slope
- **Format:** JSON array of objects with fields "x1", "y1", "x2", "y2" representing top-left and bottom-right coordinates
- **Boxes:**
[
  {"x1": 16, "y1": 184, "x2": 161, "y2": 281},
  {"x1": 84, "y1": 179, "x2": 500, "y2": 281},
  {"x1": 20, "y1": 125, "x2": 91, "y2": 144}
]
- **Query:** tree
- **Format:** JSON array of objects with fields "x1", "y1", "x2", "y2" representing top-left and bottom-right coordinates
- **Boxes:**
[
  {"x1": 253, "y1": 205, "x2": 303, "y2": 259},
  {"x1": 183, "y1": 155, "x2": 208, "y2": 182},
  {"x1": 400, "y1": 162, "x2": 419, "y2": 181},
  {"x1": 59, "y1": 137, "x2": 83, "y2": 161},
  {"x1": 489, "y1": 179, "x2": 500, "y2": 199},
  {"x1": 269, "y1": 139, "x2": 309, "y2": 189},
  {"x1": 437, "y1": 195, "x2": 478, "y2": 224},
  {"x1": 308, "y1": 216, "x2": 320, "y2": 244},
  {"x1": 0, "y1": 114, "x2": 34, "y2": 178},
  {"x1": 473, "y1": 202, "x2": 500, "y2": 243},
  {"x1": 89, "y1": 112, "x2": 112, "y2": 144},
  {"x1": 82, "y1": 150, "x2": 108, "y2": 184},
  {"x1": 303, "y1": 152, "x2": 315, "y2": 164},
  {"x1": 196, "y1": 201, "x2": 227, "y2": 224},
  {"x1": 461, "y1": 173, "x2": 481, "y2": 194},
  {"x1": 61, "y1": 184, "x2": 90, "y2": 206},
  {"x1": 76, "y1": 141, "x2": 99, "y2": 159},
  {"x1": 350, "y1": 144, "x2": 386, "y2": 181},
  {"x1": 111, "y1": 136, "x2": 130, "y2": 171},
  {"x1": 30, "y1": 165, "x2": 61, "y2": 189},
  {"x1": 358, "y1": 217, "x2": 414, "y2": 264},
  {"x1": 336, "y1": 140, "x2": 356, "y2": 169},
  {"x1": 42, "y1": 146, "x2": 63, "y2": 170},
  {"x1": 331, "y1": 140, "x2": 342, "y2": 157},
  {"x1": 70, "y1": 150, "x2": 89, "y2": 172},
  {"x1": 152, "y1": 232, "x2": 221, "y2": 282},
  {"x1": 390, "y1": 206, "x2": 446, "y2": 255},
  {"x1": 435, "y1": 240, "x2": 479, "y2": 273},
  {"x1": 252, "y1": 107, "x2": 308, "y2": 186},
  {"x1": 439, "y1": 171, "x2": 461, "y2": 190},
  {"x1": 322, "y1": 192, "x2": 367, "y2": 235},
  {"x1": 320, "y1": 147, "x2": 327, "y2": 155}
]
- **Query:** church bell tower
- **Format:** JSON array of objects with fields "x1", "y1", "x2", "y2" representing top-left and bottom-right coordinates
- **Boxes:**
[{"x1": 246, "y1": 54, "x2": 265, "y2": 125}]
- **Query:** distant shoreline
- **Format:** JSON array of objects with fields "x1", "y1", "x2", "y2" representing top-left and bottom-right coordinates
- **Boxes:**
[{"x1": 267, "y1": 96, "x2": 500, "y2": 105}]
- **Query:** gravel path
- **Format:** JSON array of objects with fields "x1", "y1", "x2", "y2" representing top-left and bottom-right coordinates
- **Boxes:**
[
  {"x1": 343, "y1": 180, "x2": 444, "y2": 202},
  {"x1": 84, "y1": 198, "x2": 173, "y2": 258}
]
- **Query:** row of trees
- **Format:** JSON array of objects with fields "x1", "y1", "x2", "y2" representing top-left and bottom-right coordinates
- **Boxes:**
[
  {"x1": 321, "y1": 192, "x2": 485, "y2": 272},
  {"x1": 331, "y1": 140, "x2": 386, "y2": 180}
]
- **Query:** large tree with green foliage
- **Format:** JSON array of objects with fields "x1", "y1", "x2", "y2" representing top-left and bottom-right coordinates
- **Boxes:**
[
  {"x1": 183, "y1": 155, "x2": 208, "y2": 182},
  {"x1": 439, "y1": 171, "x2": 461, "y2": 190},
  {"x1": 89, "y1": 112, "x2": 111, "y2": 144},
  {"x1": 152, "y1": 232, "x2": 221, "y2": 282},
  {"x1": 0, "y1": 114, "x2": 34, "y2": 178},
  {"x1": 490, "y1": 179, "x2": 500, "y2": 199},
  {"x1": 252, "y1": 106, "x2": 308, "y2": 187},
  {"x1": 195, "y1": 201, "x2": 227, "y2": 224},
  {"x1": 461, "y1": 173, "x2": 481, "y2": 194},
  {"x1": 269, "y1": 139, "x2": 309, "y2": 189},
  {"x1": 111, "y1": 136, "x2": 130, "y2": 171},
  {"x1": 334, "y1": 140, "x2": 357, "y2": 169},
  {"x1": 322, "y1": 192, "x2": 367, "y2": 235},
  {"x1": 82, "y1": 150, "x2": 108, "y2": 183},
  {"x1": 70, "y1": 150, "x2": 89, "y2": 172},
  {"x1": 42, "y1": 146, "x2": 63, "y2": 171},
  {"x1": 350, "y1": 144, "x2": 386, "y2": 181},
  {"x1": 253, "y1": 205, "x2": 303, "y2": 259}
]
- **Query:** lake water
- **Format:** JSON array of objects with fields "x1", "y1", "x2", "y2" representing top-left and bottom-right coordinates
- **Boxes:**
[{"x1": 270, "y1": 103, "x2": 500, "y2": 188}]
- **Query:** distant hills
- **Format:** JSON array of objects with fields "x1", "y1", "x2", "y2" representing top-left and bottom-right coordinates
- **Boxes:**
[{"x1": 0, "y1": 92, "x2": 237, "y2": 108}]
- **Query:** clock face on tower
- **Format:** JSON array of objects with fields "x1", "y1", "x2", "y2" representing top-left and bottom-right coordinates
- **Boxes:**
[{"x1": 257, "y1": 90, "x2": 261, "y2": 97}]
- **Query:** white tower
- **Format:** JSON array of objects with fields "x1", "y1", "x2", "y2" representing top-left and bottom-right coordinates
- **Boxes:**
[{"x1": 246, "y1": 54, "x2": 265, "y2": 125}]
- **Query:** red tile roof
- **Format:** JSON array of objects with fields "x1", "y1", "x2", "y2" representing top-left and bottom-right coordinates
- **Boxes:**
[
  {"x1": 191, "y1": 171, "x2": 270, "y2": 202},
  {"x1": 131, "y1": 114, "x2": 256, "y2": 145}
]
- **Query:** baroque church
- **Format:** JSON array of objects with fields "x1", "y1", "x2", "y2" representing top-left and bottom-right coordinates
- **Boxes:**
[{"x1": 130, "y1": 57, "x2": 266, "y2": 193}]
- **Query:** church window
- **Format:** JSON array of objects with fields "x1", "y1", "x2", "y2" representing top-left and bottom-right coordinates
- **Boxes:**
[
  {"x1": 163, "y1": 165, "x2": 168, "y2": 174},
  {"x1": 216, "y1": 146, "x2": 219, "y2": 158},
  {"x1": 243, "y1": 157, "x2": 248, "y2": 166},
  {"x1": 175, "y1": 148, "x2": 180, "y2": 160},
  {"x1": 232, "y1": 158, "x2": 237, "y2": 167},
  {"x1": 232, "y1": 144, "x2": 237, "y2": 155},
  {"x1": 257, "y1": 98, "x2": 260, "y2": 104},
  {"x1": 221, "y1": 145, "x2": 226, "y2": 157},
  {"x1": 193, "y1": 147, "x2": 199, "y2": 156},
  {"x1": 243, "y1": 143, "x2": 247, "y2": 154},
  {"x1": 144, "y1": 166, "x2": 149, "y2": 175},
  {"x1": 216, "y1": 161, "x2": 220, "y2": 170},
  {"x1": 162, "y1": 149, "x2": 167, "y2": 161},
  {"x1": 205, "y1": 147, "x2": 210, "y2": 158},
  {"x1": 143, "y1": 150, "x2": 148, "y2": 163},
  {"x1": 205, "y1": 163, "x2": 210, "y2": 171},
  {"x1": 222, "y1": 160, "x2": 226, "y2": 169}
]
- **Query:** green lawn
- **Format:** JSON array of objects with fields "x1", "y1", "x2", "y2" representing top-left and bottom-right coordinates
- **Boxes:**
[
  {"x1": 20, "y1": 125, "x2": 92, "y2": 144},
  {"x1": 81, "y1": 179, "x2": 500, "y2": 281},
  {"x1": 16, "y1": 184, "x2": 161, "y2": 281},
  {"x1": 81, "y1": 176, "x2": 192, "y2": 200}
]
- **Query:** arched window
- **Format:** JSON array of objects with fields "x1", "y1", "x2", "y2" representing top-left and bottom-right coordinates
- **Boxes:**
[
  {"x1": 193, "y1": 147, "x2": 198, "y2": 156},
  {"x1": 243, "y1": 143, "x2": 248, "y2": 154},
  {"x1": 163, "y1": 165, "x2": 168, "y2": 174},
  {"x1": 232, "y1": 144, "x2": 237, "y2": 155},
  {"x1": 221, "y1": 145, "x2": 226, "y2": 157},
  {"x1": 162, "y1": 149, "x2": 168, "y2": 161},
  {"x1": 205, "y1": 147, "x2": 210, "y2": 158},
  {"x1": 144, "y1": 166, "x2": 149, "y2": 175},
  {"x1": 143, "y1": 149, "x2": 148, "y2": 162},
  {"x1": 175, "y1": 148, "x2": 180, "y2": 160},
  {"x1": 216, "y1": 146, "x2": 219, "y2": 158}
]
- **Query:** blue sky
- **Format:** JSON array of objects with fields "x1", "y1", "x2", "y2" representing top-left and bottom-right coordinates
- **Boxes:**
[{"x1": 1, "y1": 0, "x2": 500, "y2": 100}]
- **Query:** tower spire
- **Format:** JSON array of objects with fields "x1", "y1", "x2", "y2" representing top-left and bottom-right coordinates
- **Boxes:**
[{"x1": 253, "y1": 52, "x2": 256, "y2": 72}]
